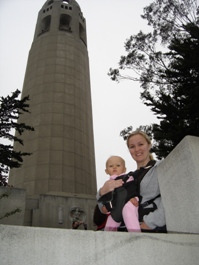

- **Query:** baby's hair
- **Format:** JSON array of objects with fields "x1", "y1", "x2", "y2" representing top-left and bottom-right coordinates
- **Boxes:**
[{"x1": 105, "y1": 155, "x2": 126, "y2": 168}]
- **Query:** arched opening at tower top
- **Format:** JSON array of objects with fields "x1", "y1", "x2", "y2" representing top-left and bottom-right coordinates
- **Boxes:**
[
  {"x1": 47, "y1": 0, "x2": 54, "y2": 5},
  {"x1": 38, "y1": 15, "x2": 51, "y2": 36},
  {"x1": 59, "y1": 14, "x2": 72, "y2": 32}
]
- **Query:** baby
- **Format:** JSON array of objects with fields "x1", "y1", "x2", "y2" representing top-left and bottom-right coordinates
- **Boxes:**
[{"x1": 102, "y1": 155, "x2": 140, "y2": 232}]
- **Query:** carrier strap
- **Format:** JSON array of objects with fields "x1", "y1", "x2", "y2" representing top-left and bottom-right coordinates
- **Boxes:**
[{"x1": 140, "y1": 194, "x2": 161, "y2": 208}]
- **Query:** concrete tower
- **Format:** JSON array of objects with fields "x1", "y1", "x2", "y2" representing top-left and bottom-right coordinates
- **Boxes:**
[{"x1": 8, "y1": 0, "x2": 97, "y2": 229}]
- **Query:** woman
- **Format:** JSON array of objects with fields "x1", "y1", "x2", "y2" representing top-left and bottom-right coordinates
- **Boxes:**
[{"x1": 97, "y1": 130, "x2": 166, "y2": 232}]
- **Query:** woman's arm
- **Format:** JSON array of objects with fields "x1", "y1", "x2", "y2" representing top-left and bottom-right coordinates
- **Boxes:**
[
  {"x1": 143, "y1": 199, "x2": 166, "y2": 229},
  {"x1": 140, "y1": 163, "x2": 166, "y2": 229}
]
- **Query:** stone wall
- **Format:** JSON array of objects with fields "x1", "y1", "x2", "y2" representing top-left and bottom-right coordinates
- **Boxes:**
[
  {"x1": 157, "y1": 136, "x2": 199, "y2": 234},
  {"x1": 0, "y1": 187, "x2": 26, "y2": 225},
  {"x1": 1, "y1": 225, "x2": 199, "y2": 265},
  {"x1": 0, "y1": 189, "x2": 97, "y2": 230},
  {"x1": 31, "y1": 193, "x2": 96, "y2": 230}
]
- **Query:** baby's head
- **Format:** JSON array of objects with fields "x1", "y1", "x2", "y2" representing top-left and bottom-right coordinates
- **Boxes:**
[{"x1": 105, "y1": 156, "x2": 126, "y2": 176}]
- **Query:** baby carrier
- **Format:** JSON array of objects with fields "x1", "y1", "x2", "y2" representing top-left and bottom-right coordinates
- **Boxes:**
[
  {"x1": 98, "y1": 171, "x2": 139, "y2": 222},
  {"x1": 97, "y1": 160, "x2": 166, "y2": 232}
]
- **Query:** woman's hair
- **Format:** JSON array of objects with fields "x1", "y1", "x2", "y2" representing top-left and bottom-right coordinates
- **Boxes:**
[{"x1": 126, "y1": 130, "x2": 154, "y2": 160}]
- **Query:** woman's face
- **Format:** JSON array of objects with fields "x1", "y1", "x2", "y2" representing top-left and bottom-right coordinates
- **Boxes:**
[{"x1": 128, "y1": 134, "x2": 151, "y2": 166}]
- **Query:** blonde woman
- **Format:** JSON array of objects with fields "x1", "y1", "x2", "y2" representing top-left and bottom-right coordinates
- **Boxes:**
[{"x1": 97, "y1": 130, "x2": 166, "y2": 232}]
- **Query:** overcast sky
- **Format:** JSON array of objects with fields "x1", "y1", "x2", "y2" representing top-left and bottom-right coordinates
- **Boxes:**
[{"x1": 0, "y1": 0, "x2": 157, "y2": 189}]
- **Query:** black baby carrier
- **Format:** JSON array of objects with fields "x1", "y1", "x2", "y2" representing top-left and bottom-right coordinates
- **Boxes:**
[
  {"x1": 97, "y1": 160, "x2": 167, "y2": 232},
  {"x1": 98, "y1": 171, "x2": 139, "y2": 222}
]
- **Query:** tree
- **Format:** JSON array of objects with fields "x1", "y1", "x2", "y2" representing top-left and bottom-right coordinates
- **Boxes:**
[
  {"x1": 108, "y1": 0, "x2": 199, "y2": 159},
  {"x1": 0, "y1": 89, "x2": 34, "y2": 186}
]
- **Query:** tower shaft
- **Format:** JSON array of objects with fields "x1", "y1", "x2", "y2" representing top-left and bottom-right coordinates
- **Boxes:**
[{"x1": 9, "y1": 0, "x2": 97, "y2": 199}]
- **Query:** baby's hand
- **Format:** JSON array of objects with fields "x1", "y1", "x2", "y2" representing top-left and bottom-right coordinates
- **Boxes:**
[
  {"x1": 101, "y1": 205, "x2": 108, "y2": 214},
  {"x1": 130, "y1": 197, "x2": 139, "y2": 207},
  {"x1": 100, "y1": 179, "x2": 123, "y2": 195}
]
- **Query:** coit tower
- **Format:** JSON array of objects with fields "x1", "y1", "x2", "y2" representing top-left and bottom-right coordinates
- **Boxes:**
[{"x1": 9, "y1": 0, "x2": 97, "y2": 202}]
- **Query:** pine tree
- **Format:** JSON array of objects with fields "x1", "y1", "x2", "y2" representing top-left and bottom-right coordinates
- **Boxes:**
[
  {"x1": 109, "y1": 0, "x2": 199, "y2": 159},
  {"x1": 0, "y1": 89, "x2": 34, "y2": 186}
]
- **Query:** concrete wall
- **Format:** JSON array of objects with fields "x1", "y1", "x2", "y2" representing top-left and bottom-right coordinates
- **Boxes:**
[
  {"x1": 32, "y1": 193, "x2": 97, "y2": 230},
  {"x1": 1, "y1": 225, "x2": 199, "y2": 265},
  {"x1": 0, "y1": 188, "x2": 97, "y2": 230},
  {"x1": 0, "y1": 187, "x2": 26, "y2": 225},
  {"x1": 157, "y1": 136, "x2": 199, "y2": 234}
]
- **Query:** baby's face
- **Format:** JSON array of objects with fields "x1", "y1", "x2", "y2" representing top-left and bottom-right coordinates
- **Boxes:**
[{"x1": 105, "y1": 156, "x2": 126, "y2": 176}]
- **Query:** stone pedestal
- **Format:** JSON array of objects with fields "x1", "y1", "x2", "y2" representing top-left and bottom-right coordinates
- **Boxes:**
[
  {"x1": 1, "y1": 225, "x2": 199, "y2": 265},
  {"x1": 157, "y1": 136, "x2": 199, "y2": 234}
]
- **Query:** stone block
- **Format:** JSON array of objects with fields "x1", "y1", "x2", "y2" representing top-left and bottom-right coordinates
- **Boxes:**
[
  {"x1": 157, "y1": 136, "x2": 199, "y2": 234},
  {"x1": 1, "y1": 225, "x2": 199, "y2": 265}
]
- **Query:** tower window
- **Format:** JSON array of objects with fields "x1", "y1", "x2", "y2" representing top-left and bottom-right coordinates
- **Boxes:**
[
  {"x1": 61, "y1": 1, "x2": 72, "y2": 10},
  {"x1": 38, "y1": 15, "x2": 51, "y2": 36},
  {"x1": 47, "y1": 0, "x2": 54, "y2": 5},
  {"x1": 79, "y1": 12, "x2": 85, "y2": 23},
  {"x1": 79, "y1": 23, "x2": 86, "y2": 46},
  {"x1": 59, "y1": 14, "x2": 72, "y2": 32}
]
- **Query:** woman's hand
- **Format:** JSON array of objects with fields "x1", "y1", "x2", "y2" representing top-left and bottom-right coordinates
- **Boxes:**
[
  {"x1": 99, "y1": 179, "x2": 124, "y2": 196},
  {"x1": 140, "y1": 221, "x2": 152, "y2": 230}
]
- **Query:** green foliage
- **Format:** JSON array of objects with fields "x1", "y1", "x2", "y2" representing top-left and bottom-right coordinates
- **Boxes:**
[
  {"x1": 119, "y1": 125, "x2": 153, "y2": 143},
  {"x1": 120, "y1": 126, "x2": 133, "y2": 140},
  {"x1": 0, "y1": 89, "x2": 34, "y2": 185},
  {"x1": 109, "y1": 0, "x2": 199, "y2": 159}
]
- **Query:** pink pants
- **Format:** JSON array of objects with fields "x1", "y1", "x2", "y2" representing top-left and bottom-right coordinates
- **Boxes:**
[{"x1": 104, "y1": 200, "x2": 141, "y2": 232}]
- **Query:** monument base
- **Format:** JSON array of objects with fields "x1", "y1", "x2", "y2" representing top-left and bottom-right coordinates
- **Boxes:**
[{"x1": 1, "y1": 225, "x2": 199, "y2": 265}]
